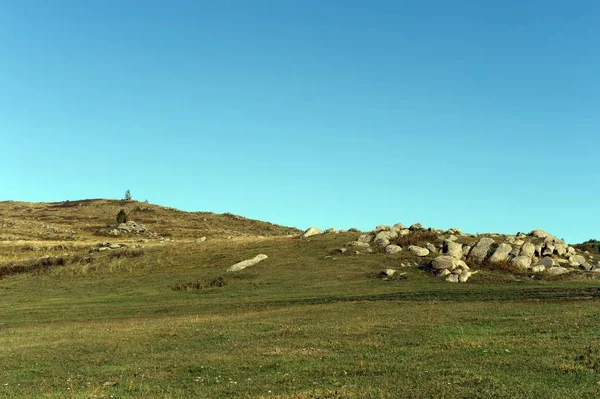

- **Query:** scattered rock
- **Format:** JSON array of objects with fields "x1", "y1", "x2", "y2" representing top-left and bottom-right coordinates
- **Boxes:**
[
  {"x1": 197, "y1": 237, "x2": 207, "y2": 243},
  {"x1": 432, "y1": 256, "x2": 459, "y2": 270},
  {"x1": 325, "y1": 228, "x2": 338, "y2": 234},
  {"x1": 227, "y1": 254, "x2": 268, "y2": 272},
  {"x1": 357, "y1": 234, "x2": 372, "y2": 243},
  {"x1": 489, "y1": 243, "x2": 513, "y2": 263},
  {"x1": 384, "y1": 245, "x2": 403, "y2": 254},
  {"x1": 468, "y1": 237, "x2": 495, "y2": 262},
  {"x1": 445, "y1": 274, "x2": 459, "y2": 283},
  {"x1": 301, "y1": 227, "x2": 323, "y2": 238},
  {"x1": 408, "y1": 245, "x2": 429, "y2": 257},
  {"x1": 425, "y1": 242, "x2": 437, "y2": 254},
  {"x1": 382, "y1": 269, "x2": 396, "y2": 277},
  {"x1": 529, "y1": 229, "x2": 551, "y2": 239},
  {"x1": 511, "y1": 256, "x2": 532, "y2": 270},
  {"x1": 520, "y1": 242, "x2": 536, "y2": 257},
  {"x1": 534, "y1": 257, "x2": 555, "y2": 269},
  {"x1": 547, "y1": 266, "x2": 570, "y2": 276},
  {"x1": 443, "y1": 240, "x2": 463, "y2": 259}
]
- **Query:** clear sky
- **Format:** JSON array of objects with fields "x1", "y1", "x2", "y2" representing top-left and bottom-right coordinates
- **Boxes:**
[{"x1": 1, "y1": 1, "x2": 598, "y2": 243}]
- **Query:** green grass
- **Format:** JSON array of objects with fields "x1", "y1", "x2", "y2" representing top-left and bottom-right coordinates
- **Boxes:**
[{"x1": 2, "y1": 232, "x2": 600, "y2": 398}]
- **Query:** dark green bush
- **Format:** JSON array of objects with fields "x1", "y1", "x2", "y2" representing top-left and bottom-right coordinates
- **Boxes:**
[{"x1": 116, "y1": 209, "x2": 128, "y2": 224}]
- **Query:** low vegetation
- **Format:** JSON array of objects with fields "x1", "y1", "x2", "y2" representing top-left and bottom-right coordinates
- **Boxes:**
[{"x1": 0, "y1": 200, "x2": 599, "y2": 398}]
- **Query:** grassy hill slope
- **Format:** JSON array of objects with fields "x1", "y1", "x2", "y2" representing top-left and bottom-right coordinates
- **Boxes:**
[{"x1": 1, "y1": 201, "x2": 600, "y2": 398}]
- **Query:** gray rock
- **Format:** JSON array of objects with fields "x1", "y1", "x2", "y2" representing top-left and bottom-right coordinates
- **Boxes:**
[
  {"x1": 425, "y1": 242, "x2": 437, "y2": 254},
  {"x1": 438, "y1": 269, "x2": 451, "y2": 277},
  {"x1": 408, "y1": 245, "x2": 429, "y2": 257},
  {"x1": 348, "y1": 228, "x2": 361, "y2": 232},
  {"x1": 384, "y1": 244, "x2": 403, "y2": 254},
  {"x1": 445, "y1": 274, "x2": 459, "y2": 283},
  {"x1": 301, "y1": 227, "x2": 323, "y2": 238},
  {"x1": 568, "y1": 255, "x2": 586, "y2": 267},
  {"x1": 197, "y1": 236, "x2": 207, "y2": 243},
  {"x1": 547, "y1": 266, "x2": 570, "y2": 276},
  {"x1": 468, "y1": 237, "x2": 495, "y2": 262},
  {"x1": 347, "y1": 241, "x2": 371, "y2": 249},
  {"x1": 462, "y1": 245, "x2": 472, "y2": 258},
  {"x1": 374, "y1": 238, "x2": 390, "y2": 248},
  {"x1": 529, "y1": 229, "x2": 551, "y2": 239},
  {"x1": 511, "y1": 256, "x2": 532, "y2": 270},
  {"x1": 383, "y1": 269, "x2": 396, "y2": 277},
  {"x1": 580, "y1": 263, "x2": 593, "y2": 271},
  {"x1": 567, "y1": 246, "x2": 576, "y2": 255},
  {"x1": 375, "y1": 230, "x2": 398, "y2": 241},
  {"x1": 458, "y1": 270, "x2": 472, "y2": 283},
  {"x1": 325, "y1": 228, "x2": 338, "y2": 234},
  {"x1": 554, "y1": 243, "x2": 568, "y2": 256},
  {"x1": 431, "y1": 256, "x2": 458, "y2": 270},
  {"x1": 409, "y1": 223, "x2": 423, "y2": 231},
  {"x1": 375, "y1": 225, "x2": 391, "y2": 232},
  {"x1": 520, "y1": 242, "x2": 536, "y2": 258},
  {"x1": 489, "y1": 243, "x2": 513, "y2": 263},
  {"x1": 357, "y1": 234, "x2": 372, "y2": 243},
  {"x1": 398, "y1": 229, "x2": 410, "y2": 236},
  {"x1": 534, "y1": 257, "x2": 555, "y2": 269},
  {"x1": 446, "y1": 235, "x2": 458, "y2": 242},
  {"x1": 531, "y1": 265, "x2": 546, "y2": 273},
  {"x1": 541, "y1": 244, "x2": 555, "y2": 256},
  {"x1": 393, "y1": 222, "x2": 406, "y2": 230},
  {"x1": 227, "y1": 254, "x2": 268, "y2": 272},
  {"x1": 443, "y1": 240, "x2": 463, "y2": 259}
]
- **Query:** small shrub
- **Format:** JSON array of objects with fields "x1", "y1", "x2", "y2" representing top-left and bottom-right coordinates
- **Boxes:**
[
  {"x1": 577, "y1": 344, "x2": 600, "y2": 372},
  {"x1": 396, "y1": 230, "x2": 440, "y2": 248},
  {"x1": 116, "y1": 209, "x2": 128, "y2": 224},
  {"x1": 172, "y1": 276, "x2": 227, "y2": 291},
  {"x1": 108, "y1": 249, "x2": 145, "y2": 260}
]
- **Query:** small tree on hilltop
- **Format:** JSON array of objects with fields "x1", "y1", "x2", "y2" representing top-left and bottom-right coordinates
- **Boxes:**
[
  {"x1": 124, "y1": 189, "x2": 132, "y2": 201},
  {"x1": 116, "y1": 209, "x2": 128, "y2": 224}
]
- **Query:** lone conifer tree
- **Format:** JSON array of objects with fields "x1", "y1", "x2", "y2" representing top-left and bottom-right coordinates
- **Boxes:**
[{"x1": 124, "y1": 189, "x2": 132, "y2": 201}]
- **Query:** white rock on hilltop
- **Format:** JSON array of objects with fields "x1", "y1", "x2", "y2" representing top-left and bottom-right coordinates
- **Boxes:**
[{"x1": 301, "y1": 227, "x2": 323, "y2": 238}]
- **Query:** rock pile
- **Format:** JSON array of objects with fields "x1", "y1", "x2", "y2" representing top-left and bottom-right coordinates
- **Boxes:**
[{"x1": 334, "y1": 223, "x2": 599, "y2": 283}]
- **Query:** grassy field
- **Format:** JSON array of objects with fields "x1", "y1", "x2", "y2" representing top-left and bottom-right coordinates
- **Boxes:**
[{"x1": 1, "y1": 201, "x2": 600, "y2": 398}]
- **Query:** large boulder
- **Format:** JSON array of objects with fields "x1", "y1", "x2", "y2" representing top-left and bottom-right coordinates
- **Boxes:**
[
  {"x1": 431, "y1": 256, "x2": 464, "y2": 270},
  {"x1": 534, "y1": 257, "x2": 556, "y2": 269},
  {"x1": 384, "y1": 245, "x2": 403, "y2": 254},
  {"x1": 227, "y1": 254, "x2": 268, "y2": 272},
  {"x1": 374, "y1": 238, "x2": 390, "y2": 248},
  {"x1": 425, "y1": 242, "x2": 437, "y2": 254},
  {"x1": 357, "y1": 234, "x2": 372, "y2": 243},
  {"x1": 520, "y1": 242, "x2": 536, "y2": 257},
  {"x1": 489, "y1": 243, "x2": 513, "y2": 263},
  {"x1": 408, "y1": 245, "x2": 429, "y2": 257},
  {"x1": 568, "y1": 255, "x2": 586, "y2": 267},
  {"x1": 301, "y1": 227, "x2": 323, "y2": 238},
  {"x1": 547, "y1": 266, "x2": 570, "y2": 276},
  {"x1": 443, "y1": 240, "x2": 463, "y2": 259},
  {"x1": 375, "y1": 225, "x2": 391, "y2": 232},
  {"x1": 468, "y1": 237, "x2": 495, "y2": 262},
  {"x1": 375, "y1": 230, "x2": 398, "y2": 241},
  {"x1": 529, "y1": 229, "x2": 552, "y2": 239},
  {"x1": 511, "y1": 256, "x2": 532, "y2": 270}
]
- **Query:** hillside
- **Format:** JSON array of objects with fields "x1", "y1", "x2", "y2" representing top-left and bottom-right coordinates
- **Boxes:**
[
  {"x1": 1, "y1": 200, "x2": 600, "y2": 398},
  {"x1": 0, "y1": 199, "x2": 300, "y2": 241}
]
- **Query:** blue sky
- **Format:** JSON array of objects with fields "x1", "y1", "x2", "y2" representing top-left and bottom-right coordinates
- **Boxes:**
[{"x1": 1, "y1": 1, "x2": 598, "y2": 243}]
